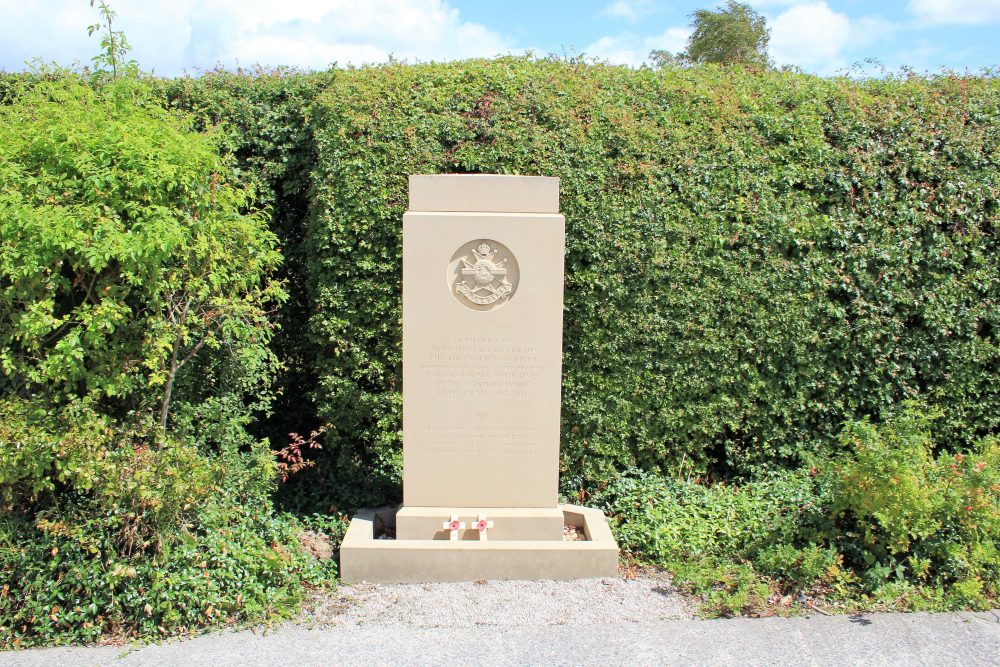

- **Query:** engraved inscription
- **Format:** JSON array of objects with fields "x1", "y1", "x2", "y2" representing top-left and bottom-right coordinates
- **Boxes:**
[
  {"x1": 424, "y1": 424, "x2": 544, "y2": 457},
  {"x1": 419, "y1": 335, "x2": 546, "y2": 399},
  {"x1": 448, "y1": 239, "x2": 519, "y2": 311}
]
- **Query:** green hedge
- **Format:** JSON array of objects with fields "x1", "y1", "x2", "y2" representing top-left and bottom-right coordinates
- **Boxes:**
[
  {"x1": 303, "y1": 58, "x2": 999, "y2": 491},
  {"x1": 3, "y1": 60, "x2": 997, "y2": 500}
]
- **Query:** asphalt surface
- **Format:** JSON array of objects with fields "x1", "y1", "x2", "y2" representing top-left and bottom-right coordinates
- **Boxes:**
[{"x1": 7, "y1": 609, "x2": 998, "y2": 666}]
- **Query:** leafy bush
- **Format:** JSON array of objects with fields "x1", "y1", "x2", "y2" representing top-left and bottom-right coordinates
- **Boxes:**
[
  {"x1": 0, "y1": 398, "x2": 111, "y2": 501},
  {"x1": 669, "y1": 560, "x2": 775, "y2": 617},
  {"x1": 0, "y1": 71, "x2": 336, "y2": 647},
  {"x1": 148, "y1": 69, "x2": 344, "y2": 510},
  {"x1": 753, "y1": 543, "x2": 842, "y2": 593},
  {"x1": 595, "y1": 468, "x2": 823, "y2": 563},
  {"x1": 827, "y1": 405, "x2": 998, "y2": 605},
  {"x1": 594, "y1": 468, "x2": 831, "y2": 615},
  {"x1": 0, "y1": 73, "x2": 284, "y2": 430},
  {"x1": 0, "y1": 441, "x2": 337, "y2": 647},
  {"x1": 596, "y1": 407, "x2": 998, "y2": 616},
  {"x1": 303, "y1": 58, "x2": 1000, "y2": 497}
]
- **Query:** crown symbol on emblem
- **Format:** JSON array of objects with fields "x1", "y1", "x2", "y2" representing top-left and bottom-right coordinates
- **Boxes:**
[{"x1": 473, "y1": 243, "x2": 494, "y2": 260}]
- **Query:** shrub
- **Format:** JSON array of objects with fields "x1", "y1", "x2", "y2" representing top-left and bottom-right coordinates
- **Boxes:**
[
  {"x1": 0, "y1": 72, "x2": 284, "y2": 432},
  {"x1": 0, "y1": 71, "x2": 332, "y2": 647},
  {"x1": 595, "y1": 407, "x2": 998, "y2": 615},
  {"x1": 592, "y1": 468, "x2": 829, "y2": 615},
  {"x1": 151, "y1": 69, "x2": 336, "y2": 466},
  {"x1": 0, "y1": 442, "x2": 337, "y2": 647},
  {"x1": 594, "y1": 468, "x2": 823, "y2": 563},
  {"x1": 753, "y1": 543, "x2": 842, "y2": 593},
  {"x1": 0, "y1": 397, "x2": 111, "y2": 502},
  {"x1": 828, "y1": 405, "x2": 999, "y2": 606}
]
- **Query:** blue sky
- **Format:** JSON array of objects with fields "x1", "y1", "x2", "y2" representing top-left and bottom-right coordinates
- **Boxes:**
[{"x1": 1, "y1": 1, "x2": 998, "y2": 77}]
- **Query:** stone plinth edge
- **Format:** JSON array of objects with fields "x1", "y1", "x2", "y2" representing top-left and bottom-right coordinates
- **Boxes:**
[{"x1": 339, "y1": 504, "x2": 619, "y2": 583}]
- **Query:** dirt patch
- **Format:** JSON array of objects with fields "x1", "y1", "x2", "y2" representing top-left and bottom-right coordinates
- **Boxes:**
[{"x1": 299, "y1": 530, "x2": 334, "y2": 560}]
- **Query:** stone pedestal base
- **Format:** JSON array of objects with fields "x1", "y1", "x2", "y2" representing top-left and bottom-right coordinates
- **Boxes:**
[
  {"x1": 395, "y1": 506, "x2": 564, "y2": 541},
  {"x1": 339, "y1": 504, "x2": 619, "y2": 584}
]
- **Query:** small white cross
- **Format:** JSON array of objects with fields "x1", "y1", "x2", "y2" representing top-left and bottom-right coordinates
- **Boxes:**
[
  {"x1": 472, "y1": 513, "x2": 494, "y2": 541},
  {"x1": 442, "y1": 514, "x2": 466, "y2": 541}
]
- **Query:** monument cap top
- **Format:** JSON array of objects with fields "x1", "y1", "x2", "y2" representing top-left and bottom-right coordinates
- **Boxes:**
[{"x1": 408, "y1": 174, "x2": 560, "y2": 213}]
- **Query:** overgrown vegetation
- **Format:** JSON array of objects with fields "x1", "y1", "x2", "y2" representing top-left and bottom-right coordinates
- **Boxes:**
[
  {"x1": 148, "y1": 68, "x2": 336, "y2": 509},
  {"x1": 0, "y1": 68, "x2": 339, "y2": 647},
  {"x1": 596, "y1": 405, "x2": 998, "y2": 616},
  {"x1": 1, "y1": 18, "x2": 998, "y2": 644}
]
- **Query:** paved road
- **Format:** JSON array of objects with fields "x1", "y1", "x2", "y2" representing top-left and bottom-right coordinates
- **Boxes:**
[{"x1": 7, "y1": 610, "x2": 999, "y2": 666}]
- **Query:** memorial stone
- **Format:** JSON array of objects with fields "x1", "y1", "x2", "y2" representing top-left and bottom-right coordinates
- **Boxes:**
[
  {"x1": 395, "y1": 174, "x2": 565, "y2": 541},
  {"x1": 339, "y1": 174, "x2": 618, "y2": 582}
]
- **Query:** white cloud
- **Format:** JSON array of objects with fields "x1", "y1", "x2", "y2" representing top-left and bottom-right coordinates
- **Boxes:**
[
  {"x1": 0, "y1": 0, "x2": 516, "y2": 75},
  {"x1": 850, "y1": 16, "x2": 900, "y2": 49},
  {"x1": 908, "y1": 0, "x2": 1000, "y2": 25},
  {"x1": 648, "y1": 27, "x2": 693, "y2": 54},
  {"x1": 584, "y1": 26, "x2": 690, "y2": 67},
  {"x1": 769, "y1": 2, "x2": 902, "y2": 74},
  {"x1": 769, "y1": 2, "x2": 852, "y2": 73},
  {"x1": 599, "y1": 0, "x2": 655, "y2": 22}
]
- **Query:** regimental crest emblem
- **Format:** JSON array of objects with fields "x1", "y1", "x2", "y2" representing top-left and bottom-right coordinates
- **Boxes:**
[
  {"x1": 449, "y1": 239, "x2": 519, "y2": 310},
  {"x1": 456, "y1": 242, "x2": 512, "y2": 305}
]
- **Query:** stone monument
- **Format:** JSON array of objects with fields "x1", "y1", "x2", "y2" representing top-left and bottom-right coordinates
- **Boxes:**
[{"x1": 340, "y1": 174, "x2": 618, "y2": 582}]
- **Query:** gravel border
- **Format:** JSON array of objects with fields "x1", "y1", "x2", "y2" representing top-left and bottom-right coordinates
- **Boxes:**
[{"x1": 299, "y1": 574, "x2": 695, "y2": 628}]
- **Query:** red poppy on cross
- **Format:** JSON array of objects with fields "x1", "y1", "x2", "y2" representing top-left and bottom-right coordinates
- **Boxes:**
[
  {"x1": 442, "y1": 514, "x2": 466, "y2": 541},
  {"x1": 473, "y1": 513, "x2": 494, "y2": 541}
]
